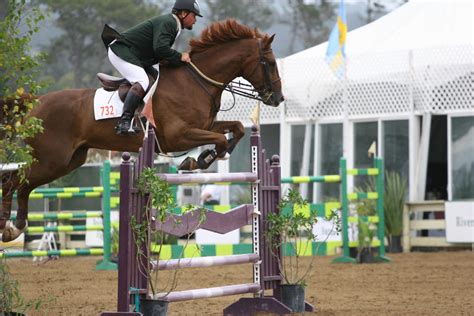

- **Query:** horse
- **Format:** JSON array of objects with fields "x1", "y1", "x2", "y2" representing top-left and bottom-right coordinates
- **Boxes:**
[{"x1": 0, "y1": 19, "x2": 284, "y2": 242}]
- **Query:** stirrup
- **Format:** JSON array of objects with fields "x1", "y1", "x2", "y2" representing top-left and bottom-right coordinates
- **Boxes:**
[{"x1": 130, "y1": 117, "x2": 141, "y2": 133}]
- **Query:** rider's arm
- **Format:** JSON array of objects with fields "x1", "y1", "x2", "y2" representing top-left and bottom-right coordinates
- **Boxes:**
[{"x1": 152, "y1": 17, "x2": 183, "y2": 66}]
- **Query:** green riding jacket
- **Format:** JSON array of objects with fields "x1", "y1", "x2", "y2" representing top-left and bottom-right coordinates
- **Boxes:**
[{"x1": 109, "y1": 14, "x2": 182, "y2": 68}]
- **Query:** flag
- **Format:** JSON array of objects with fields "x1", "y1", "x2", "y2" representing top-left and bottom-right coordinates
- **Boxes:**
[
  {"x1": 368, "y1": 141, "x2": 377, "y2": 158},
  {"x1": 250, "y1": 102, "x2": 261, "y2": 131},
  {"x1": 326, "y1": 0, "x2": 347, "y2": 79}
]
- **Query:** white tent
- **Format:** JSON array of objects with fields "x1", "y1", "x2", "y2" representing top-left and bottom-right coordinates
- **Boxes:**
[
  {"x1": 281, "y1": 0, "x2": 473, "y2": 109},
  {"x1": 286, "y1": 0, "x2": 472, "y2": 60}
]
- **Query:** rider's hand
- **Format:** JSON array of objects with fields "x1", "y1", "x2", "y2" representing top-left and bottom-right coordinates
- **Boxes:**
[{"x1": 181, "y1": 52, "x2": 191, "y2": 63}]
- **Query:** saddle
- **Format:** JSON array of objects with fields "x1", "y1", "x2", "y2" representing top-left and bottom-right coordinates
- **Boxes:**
[{"x1": 96, "y1": 72, "x2": 156, "y2": 103}]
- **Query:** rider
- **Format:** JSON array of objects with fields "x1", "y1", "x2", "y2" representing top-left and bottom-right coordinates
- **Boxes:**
[{"x1": 104, "y1": 0, "x2": 202, "y2": 135}]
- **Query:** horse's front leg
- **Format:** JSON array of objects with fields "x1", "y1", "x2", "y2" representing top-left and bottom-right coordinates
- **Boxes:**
[
  {"x1": 209, "y1": 121, "x2": 245, "y2": 159},
  {"x1": 176, "y1": 128, "x2": 229, "y2": 171}
]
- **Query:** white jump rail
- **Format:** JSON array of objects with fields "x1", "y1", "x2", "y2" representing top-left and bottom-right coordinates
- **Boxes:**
[
  {"x1": 153, "y1": 253, "x2": 260, "y2": 270},
  {"x1": 156, "y1": 172, "x2": 258, "y2": 184},
  {"x1": 153, "y1": 283, "x2": 260, "y2": 302},
  {"x1": 0, "y1": 163, "x2": 25, "y2": 174}
]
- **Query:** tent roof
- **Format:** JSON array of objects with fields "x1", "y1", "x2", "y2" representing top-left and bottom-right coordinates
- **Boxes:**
[{"x1": 286, "y1": 0, "x2": 473, "y2": 61}]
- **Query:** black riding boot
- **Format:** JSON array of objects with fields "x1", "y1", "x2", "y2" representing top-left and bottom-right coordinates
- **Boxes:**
[{"x1": 115, "y1": 83, "x2": 145, "y2": 135}]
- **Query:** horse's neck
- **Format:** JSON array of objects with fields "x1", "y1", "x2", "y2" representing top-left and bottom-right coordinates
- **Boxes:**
[{"x1": 192, "y1": 41, "x2": 250, "y2": 84}]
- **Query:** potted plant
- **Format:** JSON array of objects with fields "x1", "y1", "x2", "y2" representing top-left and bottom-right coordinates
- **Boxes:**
[
  {"x1": 133, "y1": 168, "x2": 204, "y2": 316},
  {"x1": 384, "y1": 171, "x2": 407, "y2": 253},
  {"x1": 356, "y1": 218, "x2": 377, "y2": 263},
  {"x1": 266, "y1": 189, "x2": 341, "y2": 312},
  {"x1": 355, "y1": 172, "x2": 407, "y2": 254},
  {"x1": 352, "y1": 185, "x2": 377, "y2": 259}
]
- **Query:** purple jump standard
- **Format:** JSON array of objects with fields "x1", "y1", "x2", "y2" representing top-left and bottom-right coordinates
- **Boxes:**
[{"x1": 101, "y1": 127, "x2": 314, "y2": 315}]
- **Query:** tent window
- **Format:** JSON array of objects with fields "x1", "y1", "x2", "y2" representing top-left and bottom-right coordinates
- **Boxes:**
[
  {"x1": 354, "y1": 121, "x2": 378, "y2": 189},
  {"x1": 382, "y1": 120, "x2": 409, "y2": 192},
  {"x1": 451, "y1": 116, "x2": 474, "y2": 200},
  {"x1": 290, "y1": 124, "x2": 315, "y2": 202},
  {"x1": 318, "y1": 123, "x2": 342, "y2": 201}
]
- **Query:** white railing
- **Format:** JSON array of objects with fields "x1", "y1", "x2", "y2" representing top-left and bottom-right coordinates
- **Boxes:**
[{"x1": 402, "y1": 200, "x2": 468, "y2": 252}]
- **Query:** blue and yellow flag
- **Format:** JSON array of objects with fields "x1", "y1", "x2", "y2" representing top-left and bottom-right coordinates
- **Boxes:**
[{"x1": 326, "y1": 0, "x2": 347, "y2": 79}]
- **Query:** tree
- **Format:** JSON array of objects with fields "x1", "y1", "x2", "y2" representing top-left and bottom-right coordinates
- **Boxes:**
[
  {"x1": 35, "y1": 0, "x2": 162, "y2": 90},
  {"x1": 284, "y1": 0, "x2": 335, "y2": 55},
  {"x1": 203, "y1": 0, "x2": 274, "y2": 30},
  {"x1": 0, "y1": 3, "x2": 44, "y2": 308},
  {"x1": 362, "y1": 0, "x2": 407, "y2": 24},
  {"x1": 0, "y1": 0, "x2": 44, "y2": 171}
]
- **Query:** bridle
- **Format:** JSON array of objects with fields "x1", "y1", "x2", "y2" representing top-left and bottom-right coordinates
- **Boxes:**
[
  {"x1": 185, "y1": 38, "x2": 281, "y2": 111},
  {"x1": 239, "y1": 39, "x2": 281, "y2": 104}
]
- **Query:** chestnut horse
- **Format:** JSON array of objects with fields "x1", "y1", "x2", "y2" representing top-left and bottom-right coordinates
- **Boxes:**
[{"x1": 0, "y1": 20, "x2": 283, "y2": 242}]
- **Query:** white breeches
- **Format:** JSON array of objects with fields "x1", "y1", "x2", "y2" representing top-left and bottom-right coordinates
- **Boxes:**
[{"x1": 108, "y1": 48, "x2": 150, "y2": 92}]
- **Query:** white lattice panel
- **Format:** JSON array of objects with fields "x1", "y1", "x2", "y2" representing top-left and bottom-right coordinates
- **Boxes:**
[
  {"x1": 346, "y1": 50, "x2": 411, "y2": 118},
  {"x1": 412, "y1": 46, "x2": 473, "y2": 114},
  {"x1": 218, "y1": 45, "x2": 473, "y2": 124},
  {"x1": 281, "y1": 57, "x2": 343, "y2": 120}
]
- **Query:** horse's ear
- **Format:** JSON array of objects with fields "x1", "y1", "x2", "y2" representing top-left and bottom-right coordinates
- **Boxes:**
[{"x1": 264, "y1": 34, "x2": 275, "y2": 48}]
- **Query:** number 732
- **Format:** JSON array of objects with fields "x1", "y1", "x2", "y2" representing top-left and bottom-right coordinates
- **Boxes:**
[{"x1": 100, "y1": 105, "x2": 115, "y2": 116}]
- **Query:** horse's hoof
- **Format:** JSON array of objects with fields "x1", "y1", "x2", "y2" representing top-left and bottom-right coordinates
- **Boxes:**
[
  {"x1": 179, "y1": 157, "x2": 198, "y2": 171},
  {"x1": 1, "y1": 221, "x2": 26, "y2": 242},
  {"x1": 2, "y1": 227, "x2": 14, "y2": 242},
  {"x1": 218, "y1": 153, "x2": 230, "y2": 160}
]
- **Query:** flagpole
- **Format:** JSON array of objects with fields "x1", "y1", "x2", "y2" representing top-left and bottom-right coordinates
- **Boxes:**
[{"x1": 342, "y1": 54, "x2": 352, "y2": 195}]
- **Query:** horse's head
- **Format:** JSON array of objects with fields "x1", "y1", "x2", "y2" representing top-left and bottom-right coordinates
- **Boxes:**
[
  {"x1": 242, "y1": 35, "x2": 284, "y2": 107},
  {"x1": 189, "y1": 20, "x2": 284, "y2": 107}
]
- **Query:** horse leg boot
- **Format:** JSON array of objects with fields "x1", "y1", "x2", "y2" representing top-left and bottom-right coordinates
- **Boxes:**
[{"x1": 115, "y1": 83, "x2": 145, "y2": 135}]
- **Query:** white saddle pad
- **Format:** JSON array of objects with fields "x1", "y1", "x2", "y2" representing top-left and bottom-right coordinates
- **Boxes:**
[
  {"x1": 93, "y1": 75, "x2": 159, "y2": 121},
  {"x1": 93, "y1": 89, "x2": 123, "y2": 120}
]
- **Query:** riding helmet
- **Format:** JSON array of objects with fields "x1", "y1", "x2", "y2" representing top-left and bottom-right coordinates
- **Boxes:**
[{"x1": 173, "y1": 0, "x2": 203, "y2": 17}]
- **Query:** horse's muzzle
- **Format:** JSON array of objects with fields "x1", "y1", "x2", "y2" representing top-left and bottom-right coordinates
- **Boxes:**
[{"x1": 270, "y1": 91, "x2": 285, "y2": 107}]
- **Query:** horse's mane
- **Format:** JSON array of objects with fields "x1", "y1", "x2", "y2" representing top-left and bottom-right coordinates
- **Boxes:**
[{"x1": 189, "y1": 19, "x2": 268, "y2": 54}]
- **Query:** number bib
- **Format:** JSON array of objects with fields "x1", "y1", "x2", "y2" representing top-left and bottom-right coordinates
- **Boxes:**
[{"x1": 93, "y1": 88, "x2": 123, "y2": 120}]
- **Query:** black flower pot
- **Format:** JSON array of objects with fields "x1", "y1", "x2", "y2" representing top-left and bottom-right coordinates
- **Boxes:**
[
  {"x1": 0, "y1": 312, "x2": 26, "y2": 316},
  {"x1": 388, "y1": 235, "x2": 403, "y2": 253},
  {"x1": 358, "y1": 248, "x2": 374, "y2": 263},
  {"x1": 139, "y1": 298, "x2": 168, "y2": 316},
  {"x1": 280, "y1": 284, "x2": 305, "y2": 313}
]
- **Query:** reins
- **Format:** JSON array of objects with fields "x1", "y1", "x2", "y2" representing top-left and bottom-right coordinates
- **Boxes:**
[{"x1": 187, "y1": 61, "x2": 274, "y2": 104}]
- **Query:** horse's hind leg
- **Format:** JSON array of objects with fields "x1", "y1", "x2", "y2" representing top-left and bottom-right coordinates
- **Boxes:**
[
  {"x1": 2, "y1": 146, "x2": 90, "y2": 242},
  {"x1": 1, "y1": 182, "x2": 32, "y2": 242},
  {"x1": 0, "y1": 172, "x2": 20, "y2": 233}
]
